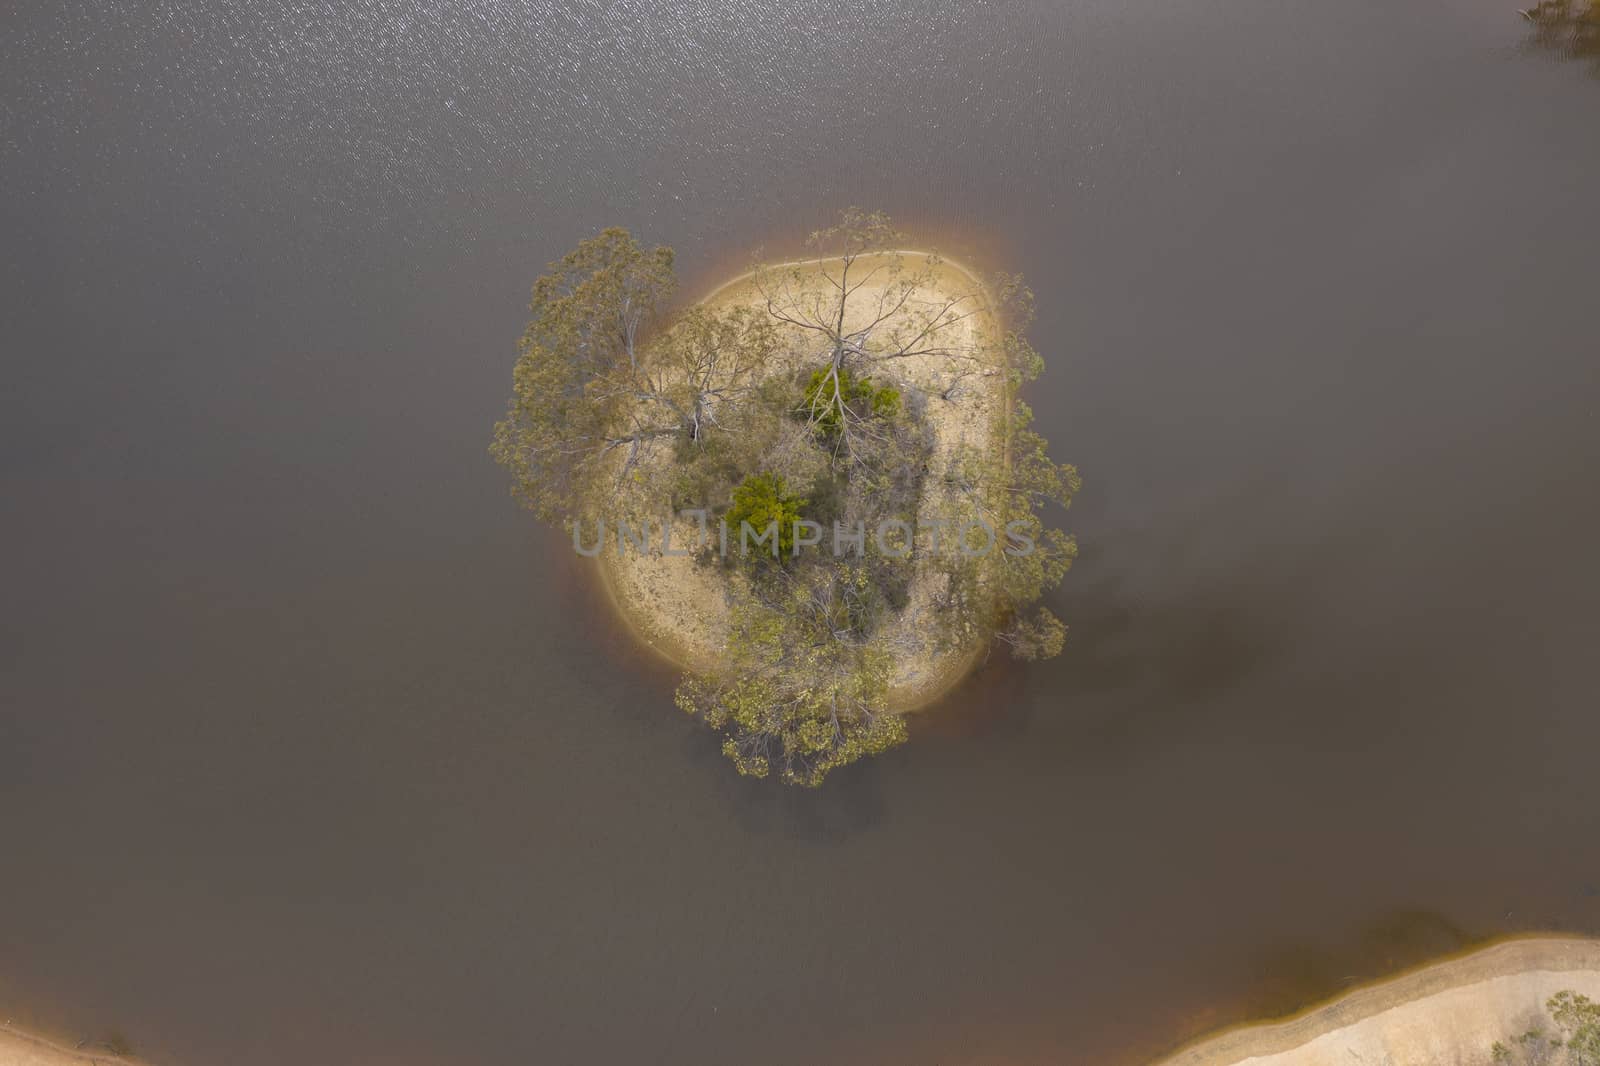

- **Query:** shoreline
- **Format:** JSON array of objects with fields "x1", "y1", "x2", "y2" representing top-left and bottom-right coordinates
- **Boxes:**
[
  {"x1": 0, "y1": 1022, "x2": 144, "y2": 1066},
  {"x1": 594, "y1": 248, "x2": 1008, "y2": 714},
  {"x1": 590, "y1": 545, "x2": 989, "y2": 713},
  {"x1": 8, "y1": 936, "x2": 1597, "y2": 1064},
  {"x1": 1151, "y1": 935, "x2": 1600, "y2": 1066}
]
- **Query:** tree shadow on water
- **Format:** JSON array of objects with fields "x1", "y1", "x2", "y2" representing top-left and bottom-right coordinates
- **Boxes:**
[
  {"x1": 1066, "y1": 568, "x2": 1287, "y2": 704},
  {"x1": 808, "y1": 527, "x2": 1318, "y2": 772},
  {"x1": 1034, "y1": 541, "x2": 1304, "y2": 764}
]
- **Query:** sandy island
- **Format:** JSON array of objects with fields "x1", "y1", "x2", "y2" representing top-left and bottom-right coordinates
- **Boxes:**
[
  {"x1": 595, "y1": 250, "x2": 1007, "y2": 712},
  {"x1": 1154, "y1": 936, "x2": 1600, "y2": 1066}
]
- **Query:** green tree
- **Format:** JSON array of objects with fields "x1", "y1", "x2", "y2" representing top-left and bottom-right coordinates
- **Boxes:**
[
  {"x1": 801, "y1": 366, "x2": 900, "y2": 436},
  {"x1": 490, "y1": 228, "x2": 678, "y2": 522},
  {"x1": 492, "y1": 229, "x2": 781, "y2": 523},
  {"x1": 1489, "y1": 990, "x2": 1600, "y2": 1065},
  {"x1": 676, "y1": 566, "x2": 908, "y2": 786},
  {"x1": 724, "y1": 473, "x2": 807, "y2": 558},
  {"x1": 1550, "y1": 990, "x2": 1600, "y2": 1065},
  {"x1": 997, "y1": 607, "x2": 1068, "y2": 661},
  {"x1": 935, "y1": 400, "x2": 1080, "y2": 661},
  {"x1": 1490, "y1": 1028, "x2": 1556, "y2": 1066}
]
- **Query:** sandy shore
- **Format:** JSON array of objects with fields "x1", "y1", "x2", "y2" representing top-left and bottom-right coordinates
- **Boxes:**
[
  {"x1": 596, "y1": 249, "x2": 1006, "y2": 712},
  {"x1": 1153, "y1": 936, "x2": 1600, "y2": 1066},
  {"x1": 0, "y1": 1024, "x2": 143, "y2": 1066}
]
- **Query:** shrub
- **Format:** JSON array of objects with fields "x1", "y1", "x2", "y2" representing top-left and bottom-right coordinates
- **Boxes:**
[{"x1": 725, "y1": 473, "x2": 807, "y2": 558}]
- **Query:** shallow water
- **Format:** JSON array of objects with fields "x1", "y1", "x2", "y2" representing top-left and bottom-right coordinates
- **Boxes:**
[{"x1": 2, "y1": 2, "x2": 1598, "y2": 1064}]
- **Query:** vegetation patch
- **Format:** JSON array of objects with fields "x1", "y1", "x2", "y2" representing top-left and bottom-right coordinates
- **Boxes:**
[{"x1": 1492, "y1": 990, "x2": 1600, "y2": 1064}]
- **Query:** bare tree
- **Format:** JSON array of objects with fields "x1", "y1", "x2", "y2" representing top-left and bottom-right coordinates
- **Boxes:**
[{"x1": 755, "y1": 208, "x2": 990, "y2": 457}]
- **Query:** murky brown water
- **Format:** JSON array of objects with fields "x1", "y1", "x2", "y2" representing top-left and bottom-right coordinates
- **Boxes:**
[{"x1": 3, "y1": 2, "x2": 1599, "y2": 1063}]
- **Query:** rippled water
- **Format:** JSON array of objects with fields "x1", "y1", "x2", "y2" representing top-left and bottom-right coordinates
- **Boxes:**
[{"x1": 3, "y1": 2, "x2": 1599, "y2": 1064}]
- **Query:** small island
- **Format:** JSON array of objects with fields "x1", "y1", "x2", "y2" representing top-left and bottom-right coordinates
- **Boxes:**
[{"x1": 493, "y1": 210, "x2": 1079, "y2": 785}]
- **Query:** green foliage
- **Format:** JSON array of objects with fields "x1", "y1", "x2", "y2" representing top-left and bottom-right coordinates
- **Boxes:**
[
  {"x1": 490, "y1": 227, "x2": 677, "y2": 522},
  {"x1": 1000, "y1": 607, "x2": 1068, "y2": 661},
  {"x1": 667, "y1": 431, "x2": 744, "y2": 511},
  {"x1": 1006, "y1": 401, "x2": 1084, "y2": 509},
  {"x1": 525, "y1": 227, "x2": 676, "y2": 376},
  {"x1": 652, "y1": 304, "x2": 779, "y2": 444},
  {"x1": 725, "y1": 473, "x2": 807, "y2": 558},
  {"x1": 491, "y1": 231, "x2": 780, "y2": 526},
  {"x1": 934, "y1": 398, "x2": 1080, "y2": 663},
  {"x1": 993, "y1": 272, "x2": 1046, "y2": 387},
  {"x1": 1550, "y1": 991, "x2": 1600, "y2": 1065},
  {"x1": 675, "y1": 566, "x2": 908, "y2": 786},
  {"x1": 805, "y1": 207, "x2": 903, "y2": 263},
  {"x1": 1492, "y1": 1027, "x2": 1560, "y2": 1066},
  {"x1": 871, "y1": 384, "x2": 902, "y2": 417},
  {"x1": 1490, "y1": 991, "x2": 1600, "y2": 1065},
  {"x1": 801, "y1": 367, "x2": 900, "y2": 435},
  {"x1": 992, "y1": 404, "x2": 1080, "y2": 648}
]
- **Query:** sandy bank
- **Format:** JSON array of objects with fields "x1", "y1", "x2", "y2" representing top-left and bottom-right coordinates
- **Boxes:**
[
  {"x1": 0, "y1": 1023, "x2": 143, "y2": 1066},
  {"x1": 596, "y1": 249, "x2": 1006, "y2": 712},
  {"x1": 1153, "y1": 936, "x2": 1600, "y2": 1066}
]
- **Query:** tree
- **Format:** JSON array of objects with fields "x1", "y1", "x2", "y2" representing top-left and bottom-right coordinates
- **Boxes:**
[
  {"x1": 998, "y1": 607, "x2": 1068, "y2": 661},
  {"x1": 492, "y1": 230, "x2": 781, "y2": 522},
  {"x1": 1491, "y1": 1028, "x2": 1558, "y2": 1066},
  {"x1": 755, "y1": 208, "x2": 989, "y2": 461},
  {"x1": 491, "y1": 228, "x2": 678, "y2": 522},
  {"x1": 724, "y1": 473, "x2": 807, "y2": 559},
  {"x1": 1487, "y1": 990, "x2": 1600, "y2": 1065},
  {"x1": 802, "y1": 366, "x2": 899, "y2": 436},
  {"x1": 632, "y1": 304, "x2": 778, "y2": 445},
  {"x1": 935, "y1": 400, "x2": 1080, "y2": 661},
  {"x1": 676, "y1": 565, "x2": 908, "y2": 786},
  {"x1": 1550, "y1": 991, "x2": 1600, "y2": 1065}
]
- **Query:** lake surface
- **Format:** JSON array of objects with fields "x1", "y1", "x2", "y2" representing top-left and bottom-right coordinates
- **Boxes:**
[{"x1": 3, "y1": 2, "x2": 1599, "y2": 1063}]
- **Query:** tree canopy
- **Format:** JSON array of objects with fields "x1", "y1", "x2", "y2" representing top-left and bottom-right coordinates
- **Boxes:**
[{"x1": 1490, "y1": 989, "x2": 1600, "y2": 1064}]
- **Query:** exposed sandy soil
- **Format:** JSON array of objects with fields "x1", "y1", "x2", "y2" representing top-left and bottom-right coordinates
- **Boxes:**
[
  {"x1": 0, "y1": 1024, "x2": 143, "y2": 1066},
  {"x1": 596, "y1": 250, "x2": 1006, "y2": 711},
  {"x1": 1153, "y1": 936, "x2": 1600, "y2": 1066}
]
